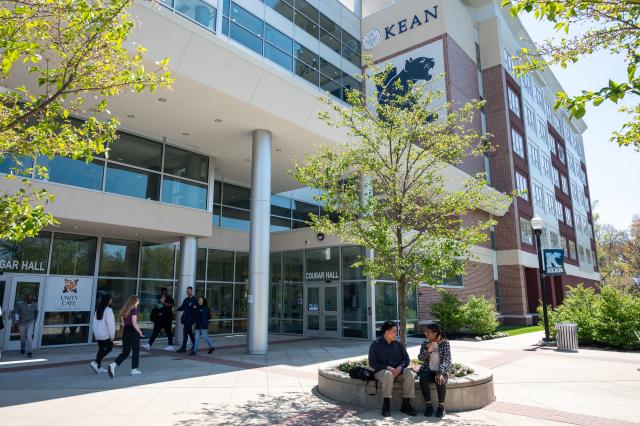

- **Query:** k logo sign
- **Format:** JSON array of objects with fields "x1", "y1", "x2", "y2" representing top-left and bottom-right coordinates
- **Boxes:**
[{"x1": 543, "y1": 249, "x2": 566, "y2": 276}]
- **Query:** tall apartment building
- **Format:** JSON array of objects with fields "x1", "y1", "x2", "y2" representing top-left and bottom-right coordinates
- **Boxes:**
[{"x1": 0, "y1": 0, "x2": 599, "y2": 351}]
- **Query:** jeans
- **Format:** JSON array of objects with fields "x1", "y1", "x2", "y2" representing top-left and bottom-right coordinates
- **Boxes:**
[
  {"x1": 419, "y1": 370, "x2": 448, "y2": 404},
  {"x1": 149, "y1": 322, "x2": 173, "y2": 346},
  {"x1": 95, "y1": 339, "x2": 113, "y2": 368},
  {"x1": 180, "y1": 322, "x2": 195, "y2": 350},
  {"x1": 192, "y1": 329, "x2": 214, "y2": 353},
  {"x1": 115, "y1": 325, "x2": 140, "y2": 369},
  {"x1": 19, "y1": 321, "x2": 35, "y2": 352}
]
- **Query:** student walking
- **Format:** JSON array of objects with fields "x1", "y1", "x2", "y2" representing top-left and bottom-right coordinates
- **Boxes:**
[
  {"x1": 90, "y1": 295, "x2": 116, "y2": 374},
  {"x1": 176, "y1": 286, "x2": 197, "y2": 353},
  {"x1": 11, "y1": 293, "x2": 38, "y2": 358},
  {"x1": 108, "y1": 295, "x2": 144, "y2": 378},
  {"x1": 142, "y1": 287, "x2": 174, "y2": 351},
  {"x1": 189, "y1": 297, "x2": 215, "y2": 356}
]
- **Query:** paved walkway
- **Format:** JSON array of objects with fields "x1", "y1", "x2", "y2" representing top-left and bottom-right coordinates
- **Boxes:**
[{"x1": 0, "y1": 332, "x2": 638, "y2": 425}]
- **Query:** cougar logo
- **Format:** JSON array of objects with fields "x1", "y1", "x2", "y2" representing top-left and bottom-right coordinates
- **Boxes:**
[
  {"x1": 376, "y1": 57, "x2": 436, "y2": 105},
  {"x1": 63, "y1": 278, "x2": 79, "y2": 293}
]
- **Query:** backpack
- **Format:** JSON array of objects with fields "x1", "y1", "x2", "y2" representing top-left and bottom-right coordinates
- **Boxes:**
[{"x1": 349, "y1": 366, "x2": 378, "y2": 396}]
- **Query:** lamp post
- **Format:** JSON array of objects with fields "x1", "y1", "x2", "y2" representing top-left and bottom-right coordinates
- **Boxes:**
[{"x1": 531, "y1": 215, "x2": 551, "y2": 342}]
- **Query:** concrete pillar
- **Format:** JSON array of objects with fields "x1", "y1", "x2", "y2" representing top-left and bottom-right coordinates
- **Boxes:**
[
  {"x1": 354, "y1": 0, "x2": 362, "y2": 18},
  {"x1": 247, "y1": 129, "x2": 271, "y2": 354},
  {"x1": 176, "y1": 236, "x2": 197, "y2": 346},
  {"x1": 360, "y1": 174, "x2": 377, "y2": 339}
]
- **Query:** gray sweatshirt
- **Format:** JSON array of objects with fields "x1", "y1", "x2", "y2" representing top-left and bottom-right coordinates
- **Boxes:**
[{"x1": 13, "y1": 301, "x2": 38, "y2": 324}]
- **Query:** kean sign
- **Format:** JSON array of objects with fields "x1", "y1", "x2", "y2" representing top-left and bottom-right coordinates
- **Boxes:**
[
  {"x1": 44, "y1": 277, "x2": 93, "y2": 312},
  {"x1": 543, "y1": 249, "x2": 566, "y2": 276}
]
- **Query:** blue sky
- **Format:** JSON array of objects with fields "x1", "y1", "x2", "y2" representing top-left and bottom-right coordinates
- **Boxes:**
[{"x1": 518, "y1": 14, "x2": 640, "y2": 231}]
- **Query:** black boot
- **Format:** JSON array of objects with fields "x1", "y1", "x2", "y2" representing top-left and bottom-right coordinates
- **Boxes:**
[
  {"x1": 424, "y1": 402, "x2": 434, "y2": 416},
  {"x1": 381, "y1": 397, "x2": 391, "y2": 417},
  {"x1": 436, "y1": 403, "x2": 445, "y2": 418},
  {"x1": 401, "y1": 398, "x2": 417, "y2": 416}
]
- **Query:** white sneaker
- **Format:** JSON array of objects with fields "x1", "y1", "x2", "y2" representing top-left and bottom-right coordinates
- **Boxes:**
[
  {"x1": 90, "y1": 361, "x2": 100, "y2": 374},
  {"x1": 163, "y1": 345, "x2": 175, "y2": 351},
  {"x1": 108, "y1": 362, "x2": 117, "y2": 378},
  {"x1": 131, "y1": 368, "x2": 142, "y2": 376},
  {"x1": 99, "y1": 367, "x2": 108, "y2": 373},
  {"x1": 141, "y1": 343, "x2": 151, "y2": 351}
]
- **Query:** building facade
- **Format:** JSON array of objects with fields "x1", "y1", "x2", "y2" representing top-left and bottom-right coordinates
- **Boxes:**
[{"x1": 0, "y1": 0, "x2": 599, "y2": 351}]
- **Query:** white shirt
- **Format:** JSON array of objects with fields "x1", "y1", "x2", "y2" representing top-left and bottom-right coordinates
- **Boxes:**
[
  {"x1": 92, "y1": 307, "x2": 116, "y2": 340},
  {"x1": 429, "y1": 342, "x2": 441, "y2": 372}
]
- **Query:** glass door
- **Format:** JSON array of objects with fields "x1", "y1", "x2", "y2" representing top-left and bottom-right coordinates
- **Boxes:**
[
  {"x1": 4, "y1": 277, "x2": 45, "y2": 351},
  {"x1": 304, "y1": 283, "x2": 340, "y2": 338}
]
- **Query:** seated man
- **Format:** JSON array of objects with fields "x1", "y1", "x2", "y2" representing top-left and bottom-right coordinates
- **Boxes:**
[{"x1": 368, "y1": 320, "x2": 417, "y2": 417}]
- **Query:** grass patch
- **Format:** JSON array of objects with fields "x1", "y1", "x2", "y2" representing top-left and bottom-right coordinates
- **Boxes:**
[{"x1": 496, "y1": 325, "x2": 544, "y2": 336}]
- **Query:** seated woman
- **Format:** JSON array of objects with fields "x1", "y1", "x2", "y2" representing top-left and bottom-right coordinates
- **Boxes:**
[{"x1": 418, "y1": 323, "x2": 452, "y2": 418}]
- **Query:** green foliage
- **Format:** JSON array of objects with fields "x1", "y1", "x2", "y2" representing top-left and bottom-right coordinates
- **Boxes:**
[
  {"x1": 539, "y1": 284, "x2": 640, "y2": 349},
  {"x1": 463, "y1": 295, "x2": 499, "y2": 335},
  {"x1": 495, "y1": 324, "x2": 544, "y2": 336},
  {"x1": 502, "y1": 0, "x2": 640, "y2": 151},
  {"x1": 292, "y1": 60, "x2": 511, "y2": 344},
  {"x1": 0, "y1": 0, "x2": 173, "y2": 241},
  {"x1": 476, "y1": 331, "x2": 509, "y2": 340},
  {"x1": 430, "y1": 291, "x2": 465, "y2": 335},
  {"x1": 450, "y1": 362, "x2": 475, "y2": 378},
  {"x1": 336, "y1": 358, "x2": 476, "y2": 378},
  {"x1": 337, "y1": 358, "x2": 370, "y2": 373}
]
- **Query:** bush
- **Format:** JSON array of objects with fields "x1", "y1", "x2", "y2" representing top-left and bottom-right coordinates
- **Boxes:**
[
  {"x1": 538, "y1": 284, "x2": 600, "y2": 344},
  {"x1": 336, "y1": 359, "x2": 476, "y2": 378},
  {"x1": 463, "y1": 295, "x2": 499, "y2": 335},
  {"x1": 430, "y1": 291, "x2": 465, "y2": 335}
]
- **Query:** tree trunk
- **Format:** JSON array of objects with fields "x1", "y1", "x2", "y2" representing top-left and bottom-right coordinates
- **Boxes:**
[{"x1": 398, "y1": 276, "x2": 407, "y2": 345}]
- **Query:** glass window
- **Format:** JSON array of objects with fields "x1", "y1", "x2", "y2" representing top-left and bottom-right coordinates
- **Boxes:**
[
  {"x1": 234, "y1": 283, "x2": 248, "y2": 318},
  {"x1": 141, "y1": 243, "x2": 175, "y2": 279},
  {"x1": 230, "y1": 2, "x2": 263, "y2": 35},
  {"x1": 283, "y1": 283, "x2": 302, "y2": 319},
  {"x1": 406, "y1": 288, "x2": 418, "y2": 321},
  {"x1": 105, "y1": 163, "x2": 161, "y2": 201},
  {"x1": 213, "y1": 180, "x2": 222, "y2": 204},
  {"x1": 161, "y1": 176, "x2": 208, "y2": 210},
  {"x1": 41, "y1": 326, "x2": 90, "y2": 345},
  {"x1": 265, "y1": 43, "x2": 293, "y2": 71},
  {"x1": 263, "y1": 0, "x2": 293, "y2": 21},
  {"x1": 294, "y1": 42, "x2": 318, "y2": 68},
  {"x1": 341, "y1": 245, "x2": 365, "y2": 281},
  {"x1": 516, "y1": 172, "x2": 529, "y2": 201},
  {"x1": 163, "y1": 145, "x2": 208, "y2": 182},
  {"x1": 320, "y1": 76, "x2": 342, "y2": 98},
  {"x1": 0, "y1": 232, "x2": 51, "y2": 273},
  {"x1": 343, "y1": 281, "x2": 366, "y2": 322},
  {"x1": 222, "y1": 183, "x2": 251, "y2": 209},
  {"x1": 37, "y1": 156, "x2": 104, "y2": 190},
  {"x1": 305, "y1": 247, "x2": 340, "y2": 281},
  {"x1": 137, "y1": 280, "x2": 174, "y2": 322},
  {"x1": 320, "y1": 13, "x2": 339, "y2": 37},
  {"x1": 283, "y1": 250, "x2": 303, "y2": 282},
  {"x1": 206, "y1": 282, "x2": 233, "y2": 321},
  {"x1": 343, "y1": 322, "x2": 367, "y2": 338},
  {"x1": 564, "y1": 207, "x2": 573, "y2": 227},
  {"x1": 269, "y1": 282, "x2": 283, "y2": 329},
  {"x1": 220, "y1": 207, "x2": 250, "y2": 231},
  {"x1": 569, "y1": 240, "x2": 577, "y2": 260},
  {"x1": 341, "y1": 30, "x2": 360, "y2": 53},
  {"x1": 295, "y1": 60, "x2": 319, "y2": 85},
  {"x1": 0, "y1": 155, "x2": 34, "y2": 176},
  {"x1": 174, "y1": 0, "x2": 217, "y2": 31},
  {"x1": 292, "y1": 199, "x2": 318, "y2": 221},
  {"x1": 341, "y1": 46, "x2": 361, "y2": 68},
  {"x1": 320, "y1": 29, "x2": 340, "y2": 53},
  {"x1": 271, "y1": 215, "x2": 291, "y2": 232},
  {"x1": 561, "y1": 175, "x2": 569, "y2": 195},
  {"x1": 99, "y1": 239, "x2": 139, "y2": 277},
  {"x1": 212, "y1": 204, "x2": 221, "y2": 226},
  {"x1": 507, "y1": 86, "x2": 521, "y2": 118},
  {"x1": 294, "y1": 11, "x2": 318, "y2": 38},
  {"x1": 265, "y1": 24, "x2": 292, "y2": 54},
  {"x1": 230, "y1": 22, "x2": 263, "y2": 54},
  {"x1": 520, "y1": 217, "x2": 533, "y2": 245},
  {"x1": 110, "y1": 132, "x2": 162, "y2": 171},
  {"x1": 320, "y1": 59, "x2": 343, "y2": 84},
  {"x1": 295, "y1": 0, "x2": 318, "y2": 21},
  {"x1": 96, "y1": 278, "x2": 137, "y2": 324},
  {"x1": 207, "y1": 249, "x2": 234, "y2": 282},
  {"x1": 235, "y1": 251, "x2": 249, "y2": 283},
  {"x1": 270, "y1": 252, "x2": 282, "y2": 282},
  {"x1": 50, "y1": 233, "x2": 97, "y2": 276},
  {"x1": 375, "y1": 282, "x2": 397, "y2": 321},
  {"x1": 271, "y1": 195, "x2": 292, "y2": 217},
  {"x1": 511, "y1": 128, "x2": 525, "y2": 158},
  {"x1": 196, "y1": 247, "x2": 206, "y2": 281}
]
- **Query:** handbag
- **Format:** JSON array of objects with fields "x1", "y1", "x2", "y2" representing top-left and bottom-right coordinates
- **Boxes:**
[{"x1": 349, "y1": 366, "x2": 378, "y2": 396}]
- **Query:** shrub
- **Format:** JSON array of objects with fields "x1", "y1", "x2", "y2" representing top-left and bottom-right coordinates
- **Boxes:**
[
  {"x1": 430, "y1": 291, "x2": 465, "y2": 335},
  {"x1": 463, "y1": 295, "x2": 499, "y2": 335},
  {"x1": 538, "y1": 285, "x2": 600, "y2": 345}
]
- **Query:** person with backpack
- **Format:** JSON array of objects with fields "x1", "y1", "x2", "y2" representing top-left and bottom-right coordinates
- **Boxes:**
[
  {"x1": 418, "y1": 323, "x2": 452, "y2": 419},
  {"x1": 108, "y1": 295, "x2": 144, "y2": 378},
  {"x1": 90, "y1": 295, "x2": 116, "y2": 374},
  {"x1": 142, "y1": 287, "x2": 174, "y2": 351},
  {"x1": 190, "y1": 296, "x2": 215, "y2": 355}
]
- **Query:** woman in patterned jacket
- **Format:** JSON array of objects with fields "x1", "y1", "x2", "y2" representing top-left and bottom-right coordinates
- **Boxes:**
[{"x1": 417, "y1": 323, "x2": 452, "y2": 419}]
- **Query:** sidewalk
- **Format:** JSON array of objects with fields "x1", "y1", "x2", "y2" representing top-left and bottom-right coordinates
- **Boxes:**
[{"x1": 0, "y1": 332, "x2": 638, "y2": 425}]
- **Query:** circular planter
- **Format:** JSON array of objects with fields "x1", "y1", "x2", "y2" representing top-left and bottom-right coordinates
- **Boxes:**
[{"x1": 318, "y1": 365, "x2": 494, "y2": 412}]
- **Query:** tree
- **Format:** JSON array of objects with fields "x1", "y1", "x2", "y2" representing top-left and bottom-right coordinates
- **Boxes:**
[
  {"x1": 502, "y1": 0, "x2": 640, "y2": 150},
  {"x1": 1, "y1": 0, "x2": 172, "y2": 241},
  {"x1": 292, "y1": 64, "x2": 511, "y2": 344}
]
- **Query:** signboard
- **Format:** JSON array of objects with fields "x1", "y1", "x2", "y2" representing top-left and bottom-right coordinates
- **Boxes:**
[
  {"x1": 0, "y1": 258, "x2": 46, "y2": 272},
  {"x1": 543, "y1": 249, "x2": 566, "y2": 276},
  {"x1": 308, "y1": 303, "x2": 319, "y2": 311},
  {"x1": 305, "y1": 271, "x2": 339, "y2": 281},
  {"x1": 44, "y1": 277, "x2": 93, "y2": 312}
]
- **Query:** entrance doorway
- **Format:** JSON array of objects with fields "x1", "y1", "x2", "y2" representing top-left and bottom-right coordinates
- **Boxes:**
[
  {"x1": 304, "y1": 283, "x2": 340, "y2": 337},
  {"x1": 2, "y1": 276, "x2": 45, "y2": 351}
]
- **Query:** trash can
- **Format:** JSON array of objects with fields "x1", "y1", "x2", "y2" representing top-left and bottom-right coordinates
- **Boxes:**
[{"x1": 555, "y1": 322, "x2": 579, "y2": 352}]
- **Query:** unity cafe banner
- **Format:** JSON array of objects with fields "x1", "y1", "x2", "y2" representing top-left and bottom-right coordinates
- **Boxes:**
[{"x1": 44, "y1": 277, "x2": 93, "y2": 312}]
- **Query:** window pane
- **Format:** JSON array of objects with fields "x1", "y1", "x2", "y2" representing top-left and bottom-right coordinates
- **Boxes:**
[
  {"x1": 295, "y1": 0, "x2": 318, "y2": 22},
  {"x1": 41, "y1": 326, "x2": 90, "y2": 345},
  {"x1": 294, "y1": 11, "x2": 318, "y2": 38},
  {"x1": 230, "y1": 2, "x2": 263, "y2": 36},
  {"x1": 320, "y1": 29, "x2": 340, "y2": 53},
  {"x1": 406, "y1": 288, "x2": 418, "y2": 321},
  {"x1": 222, "y1": 184, "x2": 251, "y2": 209},
  {"x1": 342, "y1": 245, "x2": 365, "y2": 280},
  {"x1": 110, "y1": 132, "x2": 163, "y2": 171},
  {"x1": 207, "y1": 249, "x2": 234, "y2": 282},
  {"x1": 320, "y1": 59, "x2": 342, "y2": 84},
  {"x1": 0, "y1": 155, "x2": 34, "y2": 176},
  {"x1": 343, "y1": 281, "x2": 367, "y2": 321},
  {"x1": 265, "y1": 24, "x2": 292, "y2": 54},
  {"x1": 230, "y1": 22, "x2": 263, "y2": 54},
  {"x1": 235, "y1": 252, "x2": 249, "y2": 283},
  {"x1": 212, "y1": 203, "x2": 221, "y2": 226},
  {"x1": 375, "y1": 282, "x2": 397, "y2": 321},
  {"x1": 292, "y1": 200, "x2": 318, "y2": 221},
  {"x1": 305, "y1": 247, "x2": 340, "y2": 281},
  {"x1": 99, "y1": 239, "x2": 139, "y2": 277},
  {"x1": 283, "y1": 250, "x2": 303, "y2": 282},
  {"x1": 341, "y1": 29, "x2": 360, "y2": 53},
  {"x1": 295, "y1": 60, "x2": 319, "y2": 85},
  {"x1": 320, "y1": 76, "x2": 342, "y2": 99},
  {"x1": 271, "y1": 195, "x2": 291, "y2": 217},
  {"x1": 320, "y1": 13, "x2": 339, "y2": 38},
  {"x1": 264, "y1": 0, "x2": 293, "y2": 21},
  {"x1": 141, "y1": 243, "x2": 175, "y2": 279},
  {"x1": 37, "y1": 156, "x2": 104, "y2": 190},
  {"x1": 343, "y1": 74, "x2": 360, "y2": 93},
  {"x1": 50, "y1": 233, "x2": 97, "y2": 276},
  {"x1": 343, "y1": 322, "x2": 367, "y2": 338},
  {"x1": 138, "y1": 280, "x2": 174, "y2": 323},
  {"x1": 0, "y1": 232, "x2": 51, "y2": 274},
  {"x1": 105, "y1": 163, "x2": 161, "y2": 201},
  {"x1": 206, "y1": 282, "x2": 233, "y2": 318},
  {"x1": 161, "y1": 176, "x2": 208, "y2": 209},
  {"x1": 270, "y1": 252, "x2": 282, "y2": 282},
  {"x1": 265, "y1": 43, "x2": 293, "y2": 70},
  {"x1": 196, "y1": 248, "x2": 206, "y2": 280},
  {"x1": 294, "y1": 42, "x2": 318, "y2": 68},
  {"x1": 96, "y1": 278, "x2": 137, "y2": 332},
  {"x1": 163, "y1": 145, "x2": 209, "y2": 182},
  {"x1": 220, "y1": 207, "x2": 250, "y2": 231},
  {"x1": 283, "y1": 283, "x2": 302, "y2": 319},
  {"x1": 292, "y1": 220, "x2": 310, "y2": 229},
  {"x1": 271, "y1": 215, "x2": 291, "y2": 232},
  {"x1": 175, "y1": 0, "x2": 217, "y2": 32},
  {"x1": 234, "y1": 283, "x2": 248, "y2": 318}
]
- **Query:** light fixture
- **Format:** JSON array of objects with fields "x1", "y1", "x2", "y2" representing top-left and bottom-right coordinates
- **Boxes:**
[
  {"x1": 126, "y1": 114, "x2": 135, "y2": 119},
  {"x1": 243, "y1": 158, "x2": 251, "y2": 162},
  {"x1": 275, "y1": 148, "x2": 282, "y2": 152},
  {"x1": 158, "y1": 97, "x2": 167, "y2": 102},
  {"x1": 181, "y1": 132, "x2": 190, "y2": 136},
  {"x1": 531, "y1": 215, "x2": 544, "y2": 231},
  {"x1": 317, "y1": 232, "x2": 325, "y2": 241},
  {"x1": 214, "y1": 118, "x2": 223, "y2": 123},
  {"x1": 73, "y1": 226, "x2": 79, "y2": 230}
]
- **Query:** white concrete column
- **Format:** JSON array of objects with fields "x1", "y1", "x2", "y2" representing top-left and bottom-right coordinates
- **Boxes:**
[
  {"x1": 176, "y1": 236, "x2": 197, "y2": 346},
  {"x1": 360, "y1": 174, "x2": 376, "y2": 339},
  {"x1": 247, "y1": 129, "x2": 272, "y2": 354}
]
